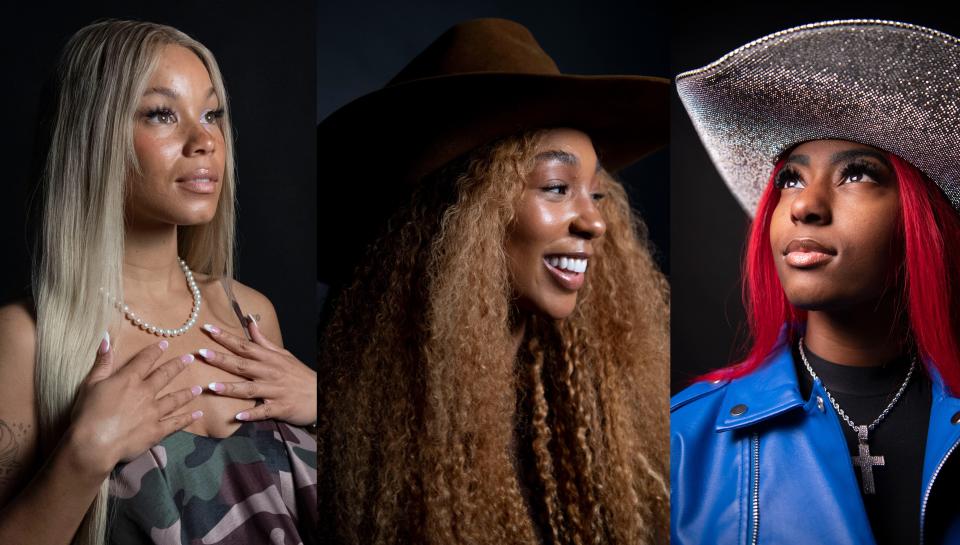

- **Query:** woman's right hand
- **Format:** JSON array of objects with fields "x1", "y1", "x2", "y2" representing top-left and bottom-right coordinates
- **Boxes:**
[{"x1": 67, "y1": 333, "x2": 204, "y2": 476}]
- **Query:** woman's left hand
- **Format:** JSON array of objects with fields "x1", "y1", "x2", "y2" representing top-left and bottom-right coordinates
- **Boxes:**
[{"x1": 197, "y1": 319, "x2": 317, "y2": 427}]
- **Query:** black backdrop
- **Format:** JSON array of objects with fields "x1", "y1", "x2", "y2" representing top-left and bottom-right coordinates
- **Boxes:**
[
  {"x1": 2, "y1": 2, "x2": 316, "y2": 365},
  {"x1": 316, "y1": 0, "x2": 670, "y2": 307},
  {"x1": 670, "y1": 3, "x2": 960, "y2": 393}
]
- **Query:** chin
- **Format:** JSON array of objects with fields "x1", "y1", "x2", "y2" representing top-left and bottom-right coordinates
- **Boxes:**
[
  {"x1": 172, "y1": 206, "x2": 219, "y2": 226},
  {"x1": 784, "y1": 289, "x2": 862, "y2": 312},
  {"x1": 534, "y1": 297, "x2": 578, "y2": 321}
]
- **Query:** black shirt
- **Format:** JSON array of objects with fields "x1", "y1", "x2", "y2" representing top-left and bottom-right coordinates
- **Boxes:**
[{"x1": 793, "y1": 342, "x2": 932, "y2": 545}]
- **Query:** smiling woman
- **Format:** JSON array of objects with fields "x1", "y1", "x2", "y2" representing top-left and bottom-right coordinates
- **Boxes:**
[
  {"x1": 319, "y1": 18, "x2": 669, "y2": 544},
  {"x1": 0, "y1": 20, "x2": 317, "y2": 545},
  {"x1": 506, "y1": 129, "x2": 608, "y2": 319}
]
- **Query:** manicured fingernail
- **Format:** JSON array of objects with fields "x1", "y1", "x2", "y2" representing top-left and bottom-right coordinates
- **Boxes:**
[
  {"x1": 202, "y1": 324, "x2": 221, "y2": 335},
  {"x1": 208, "y1": 382, "x2": 224, "y2": 392},
  {"x1": 180, "y1": 354, "x2": 195, "y2": 364},
  {"x1": 192, "y1": 410, "x2": 204, "y2": 419},
  {"x1": 246, "y1": 313, "x2": 259, "y2": 326},
  {"x1": 235, "y1": 412, "x2": 249, "y2": 421},
  {"x1": 198, "y1": 348, "x2": 214, "y2": 359},
  {"x1": 190, "y1": 385, "x2": 203, "y2": 396},
  {"x1": 159, "y1": 340, "x2": 169, "y2": 350},
  {"x1": 99, "y1": 331, "x2": 111, "y2": 354}
]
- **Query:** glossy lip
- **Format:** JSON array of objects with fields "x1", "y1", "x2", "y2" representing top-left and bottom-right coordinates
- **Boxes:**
[
  {"x1": 176, "y1": 168, "x2": 220, "y2": 195},
  {"x1": 782, "y1": 238, "x2": 837, "y2": 269},
  {"x1": 543, "y1": 251, "x2": 591, "y2": 291}
]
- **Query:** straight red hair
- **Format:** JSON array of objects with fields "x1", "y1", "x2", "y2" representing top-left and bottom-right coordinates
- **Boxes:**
[{"x1": 703, "y1": 152, "x2": 960, "y2": 395}]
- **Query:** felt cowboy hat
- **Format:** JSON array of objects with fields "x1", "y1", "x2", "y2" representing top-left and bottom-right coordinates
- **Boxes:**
[
  {"x1": 318, "y1": 17, "x2": 668, "y2": 284},
  {"x1": 676, "y1": 19, "x2": 960, "y2": 216}
]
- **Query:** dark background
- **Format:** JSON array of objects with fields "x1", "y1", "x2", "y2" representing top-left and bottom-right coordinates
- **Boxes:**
[
  {"x1": 317, "y1": 0, "x2": 670, "y2": 306},
  {"x1": 670, "y1": 3, "x2": 960, "y2": 393},
  {"x1": 2, "y1": 2, "x2": 316, "y2": 364}
]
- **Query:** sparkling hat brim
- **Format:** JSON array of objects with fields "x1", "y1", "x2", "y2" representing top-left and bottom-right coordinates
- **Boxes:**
[{"x1": 676, "y1": 20, "x2": 960, "y2": 216}]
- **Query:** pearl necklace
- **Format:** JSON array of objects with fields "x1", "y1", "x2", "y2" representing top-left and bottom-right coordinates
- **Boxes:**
[{"x1": 104, "y1": 257, "x2": 201, "y2": 337}]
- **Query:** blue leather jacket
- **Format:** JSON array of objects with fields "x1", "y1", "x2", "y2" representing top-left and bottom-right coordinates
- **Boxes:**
[{"x1": 671, "y1": 341, "x2": 960, "y2": 544}]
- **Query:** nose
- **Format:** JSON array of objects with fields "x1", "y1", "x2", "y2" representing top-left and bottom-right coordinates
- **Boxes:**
[
  {"x1": 183, "y1": 120, "x2": 215, "y2": 156},
  {"x1": 789, "y1": 180, "x2": 832, "y2": 225},
  {"x1": 570, "y1": 194, "x2": 606, "y2": 240}
]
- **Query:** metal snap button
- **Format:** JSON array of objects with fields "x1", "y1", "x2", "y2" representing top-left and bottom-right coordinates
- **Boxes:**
[
  {"x1": 817, "y1": 396, "x2": 825, "y2": 413},
  {"x1": 730, "y1": 404, "x2": 748, "y2": 416}
]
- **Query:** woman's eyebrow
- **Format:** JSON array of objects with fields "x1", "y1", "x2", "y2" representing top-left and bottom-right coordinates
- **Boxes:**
[
  {"x1": 830, "y1": 149, "x2": 893, "y2": 170},
  {"x1": 535, "y1": 149, "x2": 579, "y2": 167},
  {"x1": 785, "y1": 154, "x2": 809, "y2": 166},
  {"x1": 142, "y1": 86, "x2": 217, "y2": 99}
]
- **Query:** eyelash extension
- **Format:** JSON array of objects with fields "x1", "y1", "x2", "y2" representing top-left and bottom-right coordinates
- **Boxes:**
[
  {"x1": 143, "y1": 106, "x2": 176, "y2": 120},
  {"x1": 839, "y1": 160, "x2": 882, "y2": 183},
  {"x1": 774, "y1": 166, "x2": 802, "y2": 189}
]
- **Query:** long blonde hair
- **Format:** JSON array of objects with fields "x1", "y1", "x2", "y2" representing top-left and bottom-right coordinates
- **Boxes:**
[
  {"x1": 320, "y1": 131, "x2": 669, "y2": 543},
  {"x1": 33, "y1": 20, "x2": 235, "y2": 545}
]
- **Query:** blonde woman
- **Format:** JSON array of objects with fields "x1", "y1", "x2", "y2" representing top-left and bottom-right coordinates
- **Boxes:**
[{"x1": 0, "y1": 21, "x2": 317, "y2": 544}]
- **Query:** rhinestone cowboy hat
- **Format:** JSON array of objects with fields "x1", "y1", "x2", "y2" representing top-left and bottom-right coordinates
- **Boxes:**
[{"x1": 676, "y1": 19, "x2": 960, "y2": 216}]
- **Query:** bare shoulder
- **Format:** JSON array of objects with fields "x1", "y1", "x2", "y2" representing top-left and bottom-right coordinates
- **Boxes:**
[
  {"x1": 194, "y1": 275, "x2": 283, "y2": 347},
  {"x1": 230, "y1": 280, "x2": 283, "y2": 347},
  {"x1": 0, "y1": 299, "x2": 38, "y2": 505},
  {"x1": 228, "y1": 281, "x2": 277, "y2": 319},
  {"x1": 0, "y1": 299, "x2": 37, "y2": 370}
]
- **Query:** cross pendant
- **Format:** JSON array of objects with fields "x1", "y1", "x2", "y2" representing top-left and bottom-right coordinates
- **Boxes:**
[{"x1": 851, "y1": 425, "x2": 884, "y2": 494}]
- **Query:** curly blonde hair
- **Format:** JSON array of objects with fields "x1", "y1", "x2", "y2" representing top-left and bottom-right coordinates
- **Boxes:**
[{"x1": 320, "y1": 130, "x2": 669, "y2": 544}]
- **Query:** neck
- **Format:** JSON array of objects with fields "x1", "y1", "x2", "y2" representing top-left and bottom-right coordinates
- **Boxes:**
[
  {"x1": 804, "y1": 296, "x2": 907, "y2": 367},
  {"x1": 123, "y1": 222, "x2": 184, "y2": 302},
  {"x1": 511, "y1": 315, "x2": 527, "y2": 360}
]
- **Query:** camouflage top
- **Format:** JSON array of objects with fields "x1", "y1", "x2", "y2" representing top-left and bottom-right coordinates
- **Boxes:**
[{"x1": 107, "y1": 419, "x2": 318, "y2": 544}]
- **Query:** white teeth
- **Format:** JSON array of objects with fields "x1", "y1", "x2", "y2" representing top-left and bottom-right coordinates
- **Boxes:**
[{"x1": 547, "y1": 256, "x2": 589, "y2": 274}]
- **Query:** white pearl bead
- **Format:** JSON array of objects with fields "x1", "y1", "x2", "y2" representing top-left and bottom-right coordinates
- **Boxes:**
[{"x1": 110, "y1": 256, "x2": 204, "y2": 338}]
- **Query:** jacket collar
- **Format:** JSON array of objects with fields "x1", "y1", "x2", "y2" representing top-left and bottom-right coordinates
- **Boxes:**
[
  {"x1": 714, "y1": 328, "x2": 960, "y2": 433},
  {"x1": 715, "y1": 339, "x2": 806, "y2": 432}
]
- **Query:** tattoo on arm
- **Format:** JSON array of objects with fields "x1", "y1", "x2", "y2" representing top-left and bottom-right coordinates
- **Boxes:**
[{"x1": 0, "y1": 419, "x2": 30, "y2": 488}]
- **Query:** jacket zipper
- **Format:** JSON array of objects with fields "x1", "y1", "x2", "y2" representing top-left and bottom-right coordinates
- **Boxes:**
[
  {"x1": 751, "y1": 432, "x2": 760, "y2": 545},
  {"x1": 919, "y1": 436, "x2": 960, "y2": 544}
]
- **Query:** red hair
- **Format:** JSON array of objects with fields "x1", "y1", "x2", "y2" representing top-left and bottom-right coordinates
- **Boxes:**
[{"x1": 702, "y1": 152, "x2": 960, "y2": 395}]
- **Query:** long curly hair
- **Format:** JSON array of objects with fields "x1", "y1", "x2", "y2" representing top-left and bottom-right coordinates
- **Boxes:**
[{"x1": 320, "y1": 130, "x2": 669, "y2": 544}]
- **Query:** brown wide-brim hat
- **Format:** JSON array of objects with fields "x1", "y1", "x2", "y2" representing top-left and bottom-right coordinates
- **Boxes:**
[
  {"x1": 677, "y1": 20, "x2": 960, "y2": 216},
  {"x1": 318, "y1": 17, "x2": 668, "y2": 284}
]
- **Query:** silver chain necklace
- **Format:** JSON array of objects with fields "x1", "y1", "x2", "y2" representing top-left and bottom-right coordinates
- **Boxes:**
[{"x1": 798, "y1": 337, "x2": 916, "y2": 495}]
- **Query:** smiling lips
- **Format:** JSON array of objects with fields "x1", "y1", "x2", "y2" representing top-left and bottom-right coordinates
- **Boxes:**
[
  {"x1": 176, "y1": 169, "x2": 219, "y2": 194},
  {"x1": 784, "y1": 239, "x2": 836, "y2": 268},
  {"x1": 544, "y1": 255, "x2": 589, "y2": 290}
]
